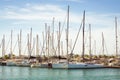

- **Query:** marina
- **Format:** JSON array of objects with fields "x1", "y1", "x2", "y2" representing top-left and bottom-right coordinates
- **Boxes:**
[
  {"x1": 0, "y1": 6, "x2": 120, "y2": 69},
  {"x1": 0, "y1": 0, "x2": 120, "y2": 80},
  {"x1": 0, "y1": 5, "x2": 120, "y2": 69}
]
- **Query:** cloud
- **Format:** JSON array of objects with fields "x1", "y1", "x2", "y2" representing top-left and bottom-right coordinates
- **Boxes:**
[
  {"x1": 1, "y1": 4, "x2": 67, "y2": 21},
  {"x1": 0, "y1": 3, "x2": 120, "y2": 55},
  {"x1": 1, "y1": 4, "x2": 120, "y2": 27},
  {"x1": 1, "y1": 3, "x2": 119, "y2": 27}
]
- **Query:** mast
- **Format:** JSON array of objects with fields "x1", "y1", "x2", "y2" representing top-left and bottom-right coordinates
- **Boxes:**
[
  {"x1": 89, "y1": 24, "x2": 92, "y2": 60},
  {"x1": 36, "y1": 34, "x2": 39, "y2": 57},
  {"x1": 18, "y1": 34, "x2": 19, "y2": 56},
  {"x1": 20, "y1": 29, "x2": 22, "y2": 56},
  {"x1": 58, "y1": 22, "x2": 61, "y2": 59},
  {"x1": 82, "y1": 10, "x2": 85, "y2": 60},
  {"x1": 45, "y1": 23, "x2": 48, "y2": 56},
  {"x1": 52, "y1": 17, "x2": 55, "y2": 56},
  {"x1": 27, "y1": 34, "x2": 30, "y2": 57},
  {"x1": 102, "y1": 32, "x2": 105, "y2": 55},
  {"x1": 18, "y1": 30, "x2": 22, "y2": 57},
  {"x1": 2, "y1": 35, "x2": 5, "y2": 58},
  {"x1": 47, "y1": 26, "x2": 50, "y2": 63},
  {"x1": 10, "y1": 30, "x2": 13, "y2": 58},
  {"x1": 94, "y1": 40, "x2": 96, "y2": 56},
  {"x1": 42, "y1": 32, "x2": 45, "y2": 55},
  {"x1": 61, "y1": 41, "x2": 64, "y2": 56},
  {"x1": 32, "y1": 37, "x2": 35, "y2": 56},
  {"x1": 66, "y1": 5, "x2": 69, "y2": 63},
  {"x1": 30, "y1": 28, "x2": 32, "y2": 57},
  {"x1": 115, "y1": 17, "x2": 118, "y2": 57}
]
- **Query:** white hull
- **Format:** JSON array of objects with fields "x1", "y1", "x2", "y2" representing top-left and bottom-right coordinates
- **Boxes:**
[
  {"x1": 16, "y1": 60, "x2": 30, "y2": 67},
  {"x1": 52, "y1": 63, "x2": 104, "y2": 69},
  {"x1": 52, "y1": 63, "x2": 68, "y2": 69},
  {"x1": 31, "y1": 63, "x2": 48, "y2": 68},
  {"x1": 16, "y1": 63, "x2": 30, "y2": 67},
  {"x1": 6, "y1": 61, "x2": 16, "y2": 66},
  {"x1": 68, "y1": 63, "x2": 104, "y2": 69}
]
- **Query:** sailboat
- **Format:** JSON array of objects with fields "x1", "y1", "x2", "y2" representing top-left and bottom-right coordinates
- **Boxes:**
[
  {"x1": 31, "y1": 25, "x2": 52, "y2": 68},
  {"x1": 6, "y1": 30, "x2": 16, "y2": 66},
  {"x1": 52, "y1": 5, "x2": 70, "y2": 69},
  {"x1": 52, "y1": 6, "x2": 104, "y2": 69}
]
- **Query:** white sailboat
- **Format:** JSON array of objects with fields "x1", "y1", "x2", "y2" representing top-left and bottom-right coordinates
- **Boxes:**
[
  {"x1": 31, "y1": 25, "x2": 52, "y2": 68},
  {"x1": 52, "y1": 62, "x2": 104, "y2": 69},
  {"x1": 52, "y1": 6, "x2": 104, "y2": 69},
  {"x1": 6, "y1": 30, "x2": 16, "y2": 66},
  {"x1": 52, "y1": 5, "x2": 70, "y2": 69}
]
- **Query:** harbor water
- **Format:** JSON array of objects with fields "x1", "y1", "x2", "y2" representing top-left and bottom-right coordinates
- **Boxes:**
[{"x1": 0, "y1": 66, "x2": 120, "y2": 80}]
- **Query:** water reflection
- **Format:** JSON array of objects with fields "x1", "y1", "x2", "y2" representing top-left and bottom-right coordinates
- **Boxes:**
[{"x1": 0, "y1": 66, "x2": 120, "y2": 80}]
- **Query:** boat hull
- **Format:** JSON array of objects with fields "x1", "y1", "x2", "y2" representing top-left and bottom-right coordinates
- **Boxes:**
[
  {"x1": 6, "y1": 62, "x2": 16, "y2": 66},
  {"x1": 52, "y1": 63, "x2": 68, "y2": 69},
  {"x1": 31, "y1": 63, "x2": 52, "y2": 68},
  {"x1": 16, "y1": 63, "x2": 30, "y2": 67},
  {"x1": 52, "y1": 63, "x2": 104, "y2": 69},
  {"x1": 68, "y1": 63, "x2": 104, "y2": 69}
]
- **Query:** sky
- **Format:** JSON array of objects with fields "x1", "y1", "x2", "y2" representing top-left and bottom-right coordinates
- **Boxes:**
[{"x1": 0, "y1": 0, "x2": 120, "y2": 56}]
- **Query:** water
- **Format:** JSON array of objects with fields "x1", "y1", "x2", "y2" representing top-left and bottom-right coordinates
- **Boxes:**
[{"x1": 0, "y1": 66, "x2": 120, "y2": 80}]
